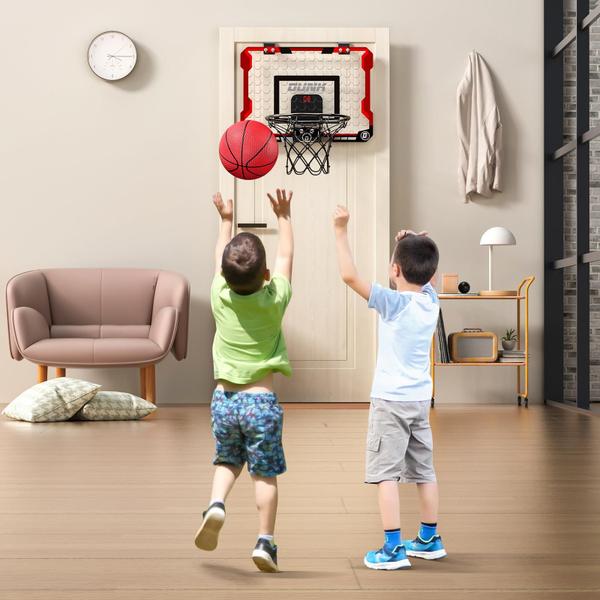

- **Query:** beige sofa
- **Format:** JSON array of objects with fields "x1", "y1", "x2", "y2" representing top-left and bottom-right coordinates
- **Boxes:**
[{"x1": 6, "y1": 269, "x2": 190, "y2": 403}]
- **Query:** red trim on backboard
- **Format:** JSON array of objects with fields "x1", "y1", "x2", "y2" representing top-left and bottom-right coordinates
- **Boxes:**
[
  {"x1": 239, "y1": 45, "x2": 374, "y2": 135},
  {"x1": 240, "y1": 48, "x2": 253, "y2": 120},
  {"x1": 360, "y1": 48, "x2": 374, "y2": 126}
]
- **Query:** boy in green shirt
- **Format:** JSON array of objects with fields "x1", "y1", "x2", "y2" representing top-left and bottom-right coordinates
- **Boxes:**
[{"x1": 194, "y1": 189, "x2": 293, "y2": 573}]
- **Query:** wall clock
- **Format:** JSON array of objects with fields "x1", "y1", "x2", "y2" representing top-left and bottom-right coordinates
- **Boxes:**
[{"x1": 88, "y1": 31, "x2": 137, "y2": 81}]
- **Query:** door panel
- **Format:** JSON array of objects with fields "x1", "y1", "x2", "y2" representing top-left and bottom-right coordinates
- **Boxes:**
[
  {"x1": 252, "y1": 145, "x2": 349, "y2": 363},
  {"x1": 230, "y1": 38, "x2": 381, "y2": 402}
]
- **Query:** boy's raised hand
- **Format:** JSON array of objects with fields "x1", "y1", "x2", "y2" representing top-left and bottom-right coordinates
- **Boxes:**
[
  {"x1": 268, "y1": 189, "x2": 293, "y2": 219},
  {"x1": 213, "y1": 192, "x2": 233, "y2": 221},
  {"x1": 268, "y1": 189, "x2": 294, "y2": 282},
  {"x1": 333, "y1": 205, "x2": 350, "y2": 230},
  {"x1": 332, "y1": 204, "x2": 370, "y2": 300},
  {"x1": 213, "y1": 192, "x2": 234, "y2": 274}
]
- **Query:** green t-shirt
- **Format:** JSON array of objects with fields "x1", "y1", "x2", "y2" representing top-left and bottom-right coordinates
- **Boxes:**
[{"x1": 211, "y1": 273, "x2": 292, "y2": 384}]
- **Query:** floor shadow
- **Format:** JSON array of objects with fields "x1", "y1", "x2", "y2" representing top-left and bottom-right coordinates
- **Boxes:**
[{"x1": 200, "y1": 561, "x2": 322, "y2": 579}]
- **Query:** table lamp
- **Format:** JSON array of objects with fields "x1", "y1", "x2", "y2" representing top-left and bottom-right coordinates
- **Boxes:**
[{"x1": 479, "y1": 227, "x2": 517, "y2": 296}]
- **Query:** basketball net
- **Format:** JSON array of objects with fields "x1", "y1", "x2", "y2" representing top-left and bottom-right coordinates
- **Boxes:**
[{"x1": 266, "y1": 114, "x2": 350, "y2": 176}]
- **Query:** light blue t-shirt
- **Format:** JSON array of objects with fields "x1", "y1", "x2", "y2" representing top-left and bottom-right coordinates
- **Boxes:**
[{"x1": 368, "y1": 282, "x2": 439, "y2": 402}]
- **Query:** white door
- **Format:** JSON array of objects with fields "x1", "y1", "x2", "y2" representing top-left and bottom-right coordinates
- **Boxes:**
[{"x1": 220, "y1": 29, "x2": 390, "y2": 402}]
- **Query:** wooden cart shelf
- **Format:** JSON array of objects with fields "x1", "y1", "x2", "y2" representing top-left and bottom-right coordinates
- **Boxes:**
[
  {"x1": 431, "y1": 276, "x2": 535, "y2": 407},
  {"x1": 434, "y1": 362, "x2": 526, "y2": 367},
  {"x1": 439, "y1": 295, "x2": 525, "y2": 300}
]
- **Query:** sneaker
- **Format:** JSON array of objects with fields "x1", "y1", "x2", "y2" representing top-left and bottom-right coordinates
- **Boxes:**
[
  {"x1": 252, "y1": 538, "x2": 280, "y2": 573},
  {"x1": 194, "y1": 501, "x2": 225, "y2": 551},
  {"x1": 363, "y1": 543, "x2": 411, "y2": 570},
  {"x1": 404, "y1": 535, "x2": 447, "y2": 560}
]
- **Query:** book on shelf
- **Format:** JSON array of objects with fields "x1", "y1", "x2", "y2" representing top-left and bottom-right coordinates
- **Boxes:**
[
  {"x1": 498, "y1": 357, "x2": 528, "y2": 363},
  {"x1": 497, "y1": 349, "x2": 528, "y2": 363},
  {"x1": 435, "y1": 309, "x2": 450, "y2": 363}
]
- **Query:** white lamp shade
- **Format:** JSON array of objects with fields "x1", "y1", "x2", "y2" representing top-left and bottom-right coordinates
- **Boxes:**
[{"x1": 479, "y1": 226, "x2": 516, "y2": 246}]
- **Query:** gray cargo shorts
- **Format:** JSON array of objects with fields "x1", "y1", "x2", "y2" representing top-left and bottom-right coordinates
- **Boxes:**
[{"x1": 365, "y1": 398, "x2": 436, "y2": 484}]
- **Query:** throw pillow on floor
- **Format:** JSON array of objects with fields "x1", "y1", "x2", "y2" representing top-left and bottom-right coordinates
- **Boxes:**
[
  {"x1": 2, "y1": 377, "x2": 101, "y2": 422},
  {"x1": 72, "y1": 391, "x2": 155, "y2": 421}
]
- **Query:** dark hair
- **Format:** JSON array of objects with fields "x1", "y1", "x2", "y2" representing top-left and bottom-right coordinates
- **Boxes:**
[
  {"x1": 221, "y1": 232, "x2": 267, "y2": 294},
  {"x1": 392, "y1": 235, "x2": 439, "y2": 285}
]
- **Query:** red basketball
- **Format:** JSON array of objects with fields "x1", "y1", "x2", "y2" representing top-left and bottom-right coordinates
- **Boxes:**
[{"x1": 219, "y1": 120, "x2": 279, "y2": 180}]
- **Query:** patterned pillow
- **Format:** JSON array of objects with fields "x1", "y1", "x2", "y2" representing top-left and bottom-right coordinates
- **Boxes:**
[
  {"x1": 72, "y1": 391, "x2": 156, "y2": 421},
  {"x1": 2, "y1": 377, "x2": 101, "y2": 422}
]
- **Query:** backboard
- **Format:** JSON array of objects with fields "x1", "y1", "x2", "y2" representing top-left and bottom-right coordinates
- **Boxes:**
[{"x1": 240, "y1": 44, "x2": 374, "y2": 142}]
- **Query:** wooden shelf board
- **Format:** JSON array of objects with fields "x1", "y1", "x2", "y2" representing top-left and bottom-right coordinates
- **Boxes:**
[
  {"x1": 434, "y1": 361, "x2": 526, "y2": 367},
  {"x1": 439, "y1": 295, "x2": 525, "y2": 300}
]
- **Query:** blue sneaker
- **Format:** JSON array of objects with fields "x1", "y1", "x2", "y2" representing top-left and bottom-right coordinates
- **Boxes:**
[
  {"x1": 363, "y1": 543, "x2": 411, "y2": 570},
  {"x1": 404, "y1": 535, "x2": 447, "y2": 560}
]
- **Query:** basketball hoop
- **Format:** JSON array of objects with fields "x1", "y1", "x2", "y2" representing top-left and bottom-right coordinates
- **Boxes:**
[{"x1": 266, "y1": 113, "x2": 350, "y2": 175}]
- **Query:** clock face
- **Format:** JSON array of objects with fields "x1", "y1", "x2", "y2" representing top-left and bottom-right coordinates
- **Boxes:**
[{"x1": 88, "y1": 31, "x2": 137, "y2": 81}]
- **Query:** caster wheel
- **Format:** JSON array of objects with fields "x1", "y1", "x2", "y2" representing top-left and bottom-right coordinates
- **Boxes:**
[
  {"x1": 431, "y1": 397, "x2": 435, "y2": 408},
  {"x1": 517, "y1": 396, "x2": 522, "y2": 406},
  {"x1": 524, "y1": 397, "x2": 529, "y2": 407}
]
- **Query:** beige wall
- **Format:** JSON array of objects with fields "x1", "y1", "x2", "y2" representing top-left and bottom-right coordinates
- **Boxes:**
[{"x1": 0, "y1": 0, "x2": 543, "y2": 404}]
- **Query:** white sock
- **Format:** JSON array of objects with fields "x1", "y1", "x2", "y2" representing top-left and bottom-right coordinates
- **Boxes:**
[{"x1": 258, "y1": 534, "x2": 274, "y2": 544}]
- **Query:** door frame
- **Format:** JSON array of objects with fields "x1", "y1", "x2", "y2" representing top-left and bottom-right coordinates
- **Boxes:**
[{"x1": 217, "y1": 27, "x2": 390, "y2": 288}]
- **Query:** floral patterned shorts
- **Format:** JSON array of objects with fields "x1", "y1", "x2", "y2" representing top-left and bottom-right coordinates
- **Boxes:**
[{"x1": 211, "y1": 390, "x2": 286, "y2": 477}]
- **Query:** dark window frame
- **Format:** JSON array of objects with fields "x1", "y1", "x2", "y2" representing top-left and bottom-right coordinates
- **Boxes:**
[{"x1": 545, "y1": 0, "x2": 600, "y2": 409}]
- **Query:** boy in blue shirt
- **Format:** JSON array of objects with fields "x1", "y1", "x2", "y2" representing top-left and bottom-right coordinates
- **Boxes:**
[{"x1": 333, "y1": 205, "x2": 447, "y2": 570}]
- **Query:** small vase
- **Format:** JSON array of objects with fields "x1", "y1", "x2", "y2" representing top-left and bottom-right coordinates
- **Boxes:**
[{"x1": 502, "y1": 339, "x2": 517, "y2": 351}]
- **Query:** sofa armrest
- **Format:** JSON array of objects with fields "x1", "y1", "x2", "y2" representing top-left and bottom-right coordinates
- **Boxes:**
[
  {"x1": 12, "y1": 307, "x2": 50, "y2": 353},
  {"x1": 6, "y1": 271, "x2": 52, "y2": 360},
  {"x1": 152, "y1": 271, "x2": 190, "y2": 360},
  {"x1": 149, "y1": 306, "x2": 179, "y2": 354}
]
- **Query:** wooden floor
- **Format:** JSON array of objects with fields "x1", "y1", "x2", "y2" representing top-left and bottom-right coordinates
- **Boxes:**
[{"x1": 0, "y1": 404, "x2": 599, "y2": 599}]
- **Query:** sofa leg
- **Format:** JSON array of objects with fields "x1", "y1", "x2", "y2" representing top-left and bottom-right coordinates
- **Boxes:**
[
  {"x1": 37, "y1": 365, "x2": 48, "y2": 383},
  {"x1": 56, "y1": 368, "x2": 66, "y2": 378},
  {"x1": 145, "y1": 364, "x2": 156, "y2": 404},
  {"x1": 140, "y1": 367, "x2": 147, "y2": 399}
]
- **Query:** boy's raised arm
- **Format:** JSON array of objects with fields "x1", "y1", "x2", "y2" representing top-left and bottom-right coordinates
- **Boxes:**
[
  {"x1": 268, "y1": 189, "x2": 294, "y2": 282},
  {"x1": 212, "y1": 193, "x2": 234, "y2": 275},
  {"x1": 333, "y1": 205, "x2": 371, "y2": 301}
]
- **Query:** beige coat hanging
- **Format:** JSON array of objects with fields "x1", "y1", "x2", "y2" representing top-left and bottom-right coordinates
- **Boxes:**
[{"x1": 457, "y1": 51, "x2": 503, "y2": 202}]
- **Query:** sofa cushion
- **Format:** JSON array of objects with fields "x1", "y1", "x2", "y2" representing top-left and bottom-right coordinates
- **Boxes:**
[
  {"x1": 44, "y1": 269, "x2": 102, "y2": 326},
  {"x1": 2, "y1": 377, "x2": 100, "y2": 422},
  {"x1": 6, "y1": 271, "x2": 52, "y2": 360},
  {"x1": 49, "y1": 325, "x2": 150, "y2": 339},
  {"x1": 13, "y1": 307, "x2": 49, "y2": 350},
  {"x1": 92, "y1": 338, "x2": 164, "y2": 364},
  {"x1": 50, "y1": 325, "x2": 101, "y2": 339},
  {"x1": 72, "y1": 391, "x2": 156, "y2": 421},
  {"x1": 23, "y1": 338, "x2": 166, "y2": 367},
  {"x1": 149, "y1": 307, "x2": 178, "y2": 352},
  {"x1": 100, "y1": 270, "x2": 158, "y2": 325},
  {"x1": 100, "y1": 325, "x2": 151, "y2": 338},
  {"x1": 42, "y1": 269, "x2": 159, "y2": 326}
]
